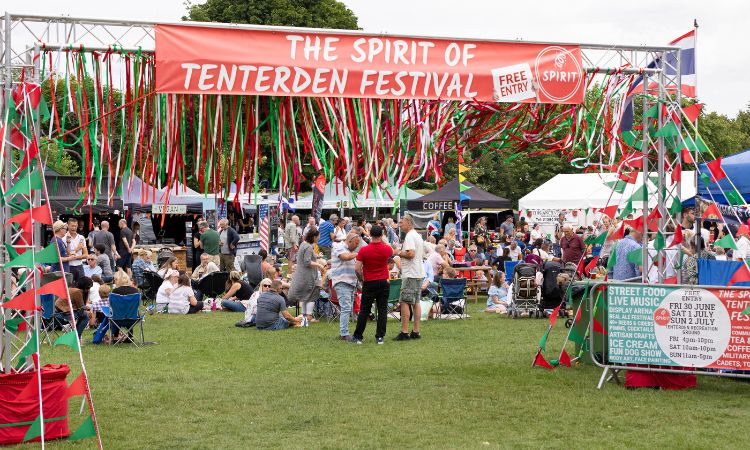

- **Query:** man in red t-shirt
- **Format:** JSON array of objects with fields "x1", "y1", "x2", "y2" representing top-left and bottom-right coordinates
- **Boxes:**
[
  {"x1": 352, "y1": 225, "x2": 393, "y2": 344},
  {"x1": 560, "y1": 225, "x2": 585, "y2": 265}
]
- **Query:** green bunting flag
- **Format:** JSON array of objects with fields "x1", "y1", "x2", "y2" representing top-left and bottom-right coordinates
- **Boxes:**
[
  {"x1": 654, "y1": 232, "x2": 666, "y2": 250},
  {"x1": 39, "y1": 97, "x2": 51, "y2": 122},
  {"x1": 4, "y1": 243, "x2": 19, "y2": 259},
  {"x1": 2, "y1": 243, "x2": 61, "y2": 268},
  {"x1": 627, "y1": 248, "x2": 643, "y2": 266},
  {"x1": 741, "y1": 304, "x2": 750, "y2": 316},
  {"x1": 4, "y1": 317, "x2": 24, "y2": 334},
  {"x1": 621, "y1": 130, "x2": 638, "y2": 147},
  {"x1": 669, "y1": 197, "x2": 682, "y2": 215},
  {"x1": 68, "y1": 416, "x2": 97, "y2": 441},
  {"x1": 685, "y1": 134, "x2": 709, "y2": 153},
  {"x1": 607, "y1": 247, "x2": 618, "y2": 271},
  {"x1": 22, "y1": 414, "x2": 42, "y2": 442},
  {"x1": 459, "y1": 183, "x2": 471, "y2": 192},
  {"x1": 714, "y1": 234, "x2": 738, "y2": 250},
  {"x1": 569, "y1": 327, "x2": 585, "y2": 345},
  {"x1": 15, "y1": 331, "x2": 38, "y2": 369},
  {"x1": 53, "y1": 331, "x2": 80, "y2": 351},
  {"x1": 644, "y1": 104, "x2": 659, "y2": 119},
  {"x1": 699, "y1": 172, "x2": 712, "y2": 186},
  {"x1": 605, "y1": 179, "x2": 627, "y2": 194},
  {"x1": 618, "y1": 201, "x2": 633, "y2": 219},
  {"x1": 655, "y1": 121, "x2": 680, "y2": 138},
  {"x1": 538, "y1": 332, "x2": 549, "y2": 351},
  {"x1": 628, "y1": 184, "x2": 649, "y2": 203},
  {"x1": 2, "y1": 169, "x2": 43, "y2": 199},
  {"x1": 725, "y1": 189, "x2": 745, "y2": 206},
  {"x1": 593, "y1": 231, "x2": 608, "y2": 246}
]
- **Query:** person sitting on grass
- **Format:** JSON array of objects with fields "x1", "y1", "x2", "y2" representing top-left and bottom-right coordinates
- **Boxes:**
[
  {"x1": 255, "y1": 279, "x2": 305, "y2": 330},
  {"x1": 485, "y1": 271, "x2": 510, "y2": 314},
  {"x1": 88, "y1": 282, "x2": 111, "y2": 329},
  {"x1": 157, "y1": 257, "x2": 179, "y2": 279},
  {"x1": 235, "y1": 278, "x2": 272, "y2": 327},
  {"x1": 220, "y1": 271, "x2": 254, "y2": 312},
  {"x1": 156, "y1": 269, "x2": 179, "y2": 312},
  {"x1": 55, "y1": 276, "x2": 92, "y2": 338},
  {"x1": 169, "y1": 272, "x2": 205, "y2": 314}
]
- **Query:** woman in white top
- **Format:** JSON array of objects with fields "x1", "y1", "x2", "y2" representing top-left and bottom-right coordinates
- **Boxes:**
[
  {"x1": 156, "y1": 269, "x2": 179, "y2": 312},
  {"x1": 157, "y1": 257, "x2": 179, "y2": 279},
  {"x1": 239, "y1": 278, "x2": 272, "y2": 326},
  {"x1": 530, "y1": 223, "x2": 543, "y2": 242},
  {"x1": 169, "y1": 273, "x2": 204, "y2": 314}
]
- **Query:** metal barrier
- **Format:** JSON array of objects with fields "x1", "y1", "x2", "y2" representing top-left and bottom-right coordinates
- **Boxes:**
[{"x1": 582, "y1": 280, "x2": 750, "y2": 388}]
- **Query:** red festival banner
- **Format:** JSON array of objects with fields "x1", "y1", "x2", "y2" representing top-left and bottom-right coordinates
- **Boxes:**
[{"x1": 154, "y1": 24, "x2": 585, "y2": 104}]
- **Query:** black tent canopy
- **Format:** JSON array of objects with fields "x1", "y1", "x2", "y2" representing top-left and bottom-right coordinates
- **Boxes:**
[
  {"x1": 45, "y1": 172, "x2": 123, "y2": 214},
  {"x1": 407, "y1": 178, "x2": 511, "y2": 210}
]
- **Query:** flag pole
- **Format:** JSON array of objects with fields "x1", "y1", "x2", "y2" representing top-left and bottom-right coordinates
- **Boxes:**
[{"x1": 691, "y1": 19, "x2": 701, "y2": 266}]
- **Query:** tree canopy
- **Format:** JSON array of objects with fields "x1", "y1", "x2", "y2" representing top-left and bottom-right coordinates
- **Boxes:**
[{"x1": 183, "y1": 0, "x2": 359, "y2": 30}]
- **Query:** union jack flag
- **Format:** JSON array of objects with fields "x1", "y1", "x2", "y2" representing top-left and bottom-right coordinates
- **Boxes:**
[{"x1": 259, "y1": 204, "x2": 270, "y2": 252}]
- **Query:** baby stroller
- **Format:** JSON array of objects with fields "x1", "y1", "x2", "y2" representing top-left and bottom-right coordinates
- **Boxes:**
[
  {"x1": 509, "y1": 263, "x2": 541, "y2": 318},
  {"x1": 541, "y1": 261, "x2": 577, "y2": 326}
]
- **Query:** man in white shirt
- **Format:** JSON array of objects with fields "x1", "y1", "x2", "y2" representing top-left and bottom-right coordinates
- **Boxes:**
[
  {"x1": 65, "y1": 218, "x2": 88, "y2": 283},
  {"x1": 735, "y1": 225, "x2": 750, "y2": 261},
  {"x1": 395, "y1": 215, "x2": 425, "y2": 341},
  {"x1": 507, "y1": 241, "x2": 523, "y2": 261}
]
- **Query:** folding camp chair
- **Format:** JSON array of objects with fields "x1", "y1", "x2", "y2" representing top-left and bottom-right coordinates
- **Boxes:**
[
  {"x1": 40, "y1": 294, "x2": 68, "y2": 344},
  {"x1": 241, "y1": 254, "x2": 264, "y2": 292},
  {"x1": 317, "y1": 279, "x2": 341, "y2": 323},
  {"x1": 438, "y1": 278, "x2": 468, "y2": 319},
  {"x1": 107, "y1": 293, "x2": 145, "y2": 346},
  {"x1": 140, "y1": 271, "x2": 162, "y2": 306},
  {"x1": 196, "y1": 271, "x2": 230, "y2": 304},
  {"x1": 504, "y1": 261, "x2": 520, "y2": 283},
  {"x1": 387, "y1": 278, "x2": 402, "y2": 320}
]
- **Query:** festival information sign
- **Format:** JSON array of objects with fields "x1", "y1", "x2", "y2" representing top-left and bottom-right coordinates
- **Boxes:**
[
  {"x1": 607, "y1": 285, "x2": 750, "y2": 370},
  {"x1": 155, "y1": 24, "x2": 585, "y2": 104},
  {"x1": 152, "y1": 204, "x2": 188, "y2": 214}
]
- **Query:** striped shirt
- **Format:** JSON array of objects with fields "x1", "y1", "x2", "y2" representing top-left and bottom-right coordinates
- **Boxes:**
[{"x1": 331, "y1": 242, "x2": 358, "y2": 287}]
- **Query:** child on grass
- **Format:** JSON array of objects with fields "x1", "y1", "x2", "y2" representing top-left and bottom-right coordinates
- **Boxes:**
[{"x1": 485, "y1": 271, "x2": 510, "y2": 314}]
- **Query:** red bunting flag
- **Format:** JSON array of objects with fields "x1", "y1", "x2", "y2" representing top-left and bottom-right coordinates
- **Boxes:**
[
  {"x1": 702, "y1": 203, "x2": 722, "y2": 220},
  {"x1": 598, "y1": 204, "x2": 618, "y2": 219},
  {"x1": 549, "y1": 303, "x2": 562, "y2": 328},
  {"x1": 671, "y1": 163, "x2": 682, "y2": 183},
  {"x1": 593, "y1": 318, "x2": 608, "y2": 334},
  {"x1": 608, "y1": 224, "x2": 625, "y2": 241},
  {"x1": 682, "y1": 103, "x2": 703, "y2": 123},
  {"x1": 664, "y1": 276, "x2": 678, "y2": 284},
  {"x1": 584, "y1": 256, "x2": 600, "y2": 277},
  {"x1": 67, "y1": 372, "x2": 88, "y2": 398},
  {"x1": 618, "y1": 171, "x2": 639, "y2": 184},
  {"x1": 532, "y1": 351, "x2": 555, "y2": 370},
  {"x1": 38, "y1": 278, "x2": 69, "y2": 299},
  {"x1": 558, "y1": 349, "x2": 572, "y2": 368},
  {"x1": 681, "y1": 148, "x2": 695, "y2": 165},
  {"x1": 706, "y1": 158, "x2": 726, "y2": 182},
  {"x1": 2, "y1": 289, "x2": 40, "y2": 311},
  {"x1": 625, "y1": 216, "x2": 645, "y2": 233},
  {"x1": 669, "y1": 226, "x2": 683, "y2": 247},
  {"x1": 13, "y1": 137, "x2": 40, "y2": 178},
  {"x1": 728, "y1": 264, "x2": 750, "y2": 287},
  {"x1": 15, "y1": 377, "x2": 40, "y2": 400}
]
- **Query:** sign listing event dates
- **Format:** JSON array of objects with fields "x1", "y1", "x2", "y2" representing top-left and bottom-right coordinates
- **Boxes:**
[{"x1": 607, "y1": 285, "x2": 750, "y2": 370}]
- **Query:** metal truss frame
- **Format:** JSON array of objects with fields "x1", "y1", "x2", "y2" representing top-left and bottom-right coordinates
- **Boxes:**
[{"x1": 1, "y1": 12, "x2": 682, "y2": 371}]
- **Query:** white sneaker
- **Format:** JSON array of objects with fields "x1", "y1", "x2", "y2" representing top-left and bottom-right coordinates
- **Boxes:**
[{"x1": 301, "y1": 316, "x2": 309, "y2": 327}]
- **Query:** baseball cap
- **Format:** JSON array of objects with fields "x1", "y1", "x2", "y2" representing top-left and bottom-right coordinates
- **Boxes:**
[{"x1": 53, "y1": 220, "x2": 67, "y2": 232}]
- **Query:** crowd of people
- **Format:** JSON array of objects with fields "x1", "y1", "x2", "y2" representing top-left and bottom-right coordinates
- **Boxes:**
[{"x1": 25, "y1": 202, "x2": 749, "y2": 346}]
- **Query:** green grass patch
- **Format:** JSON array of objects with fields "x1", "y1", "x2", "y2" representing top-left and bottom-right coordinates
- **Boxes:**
[{"x1": 17, "y1": 302, "x2": 750, "y2": 449}]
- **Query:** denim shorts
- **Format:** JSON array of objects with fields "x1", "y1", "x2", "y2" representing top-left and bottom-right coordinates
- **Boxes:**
[{"x1": 258, "y1": 316, "x2": 289, "y2": 331}]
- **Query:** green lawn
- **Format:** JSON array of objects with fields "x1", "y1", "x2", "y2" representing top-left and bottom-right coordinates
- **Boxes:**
[{"x1": 21, "y1": 302, "x2": 750, "y2": 449}]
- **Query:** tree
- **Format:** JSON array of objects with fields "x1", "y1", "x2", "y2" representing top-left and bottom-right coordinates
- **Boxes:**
[
  {"x1": 40, "y1": 138, "x2": 81, "y2": 176},
  {"x1": 183, "y1": 0, "x2": 359, "y2": 30},
  {"x1": 698, "y1": 110, "x2": 750, "y2": 159}
]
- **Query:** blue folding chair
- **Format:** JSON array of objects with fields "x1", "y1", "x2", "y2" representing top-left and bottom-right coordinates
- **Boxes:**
[
  {"x1": 40, "y1": 294, "x2": 67, "y2": 344},
  {"x1": 108, "y1": 293, "x2": 145, "y2": 346},
  {"x1": 504, "y1": 261, "x2": 520, "y2": 283},
  {"x1": 439, "y1": 278, "x2": 468, "y2": 319}
]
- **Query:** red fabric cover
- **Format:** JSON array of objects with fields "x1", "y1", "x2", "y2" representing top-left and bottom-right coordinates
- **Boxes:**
[
  {"x1": 625, "y1": 366, "x2": 697, "y2": 390},
  {"x1": 0, "y1": 364, "x2": 70, "y2": 445}
]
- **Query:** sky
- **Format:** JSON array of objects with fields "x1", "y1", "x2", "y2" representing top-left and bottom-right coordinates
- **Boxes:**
[{"x1": 4, "y1": 0, "x2": 747, "y2": 116}]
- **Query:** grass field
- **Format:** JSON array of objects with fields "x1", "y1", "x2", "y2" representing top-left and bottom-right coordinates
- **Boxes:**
[{"x1": 21, "y1": 301, "x2": 750, "y2": 449}]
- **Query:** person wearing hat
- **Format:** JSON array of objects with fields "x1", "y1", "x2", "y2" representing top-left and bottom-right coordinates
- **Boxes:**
[
  {"x1": 156, "y1": 269, "x2": 180, "y2": 313},
  {"x1": 735, "y1": 225, "x2": 750, "y2": 262},
  {"x1": 49, "y1": 220, "x2": 76, "y2": 274}
]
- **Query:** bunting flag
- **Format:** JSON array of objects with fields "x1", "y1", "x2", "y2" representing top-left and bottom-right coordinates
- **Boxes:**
[
  {"x1": 618, "y1": 201, "x2": 633, "y2": 219},
  {"x1": 15, "y1": 377, "x2": 40, "y2": 401},
  {"x1": 53, "y1": 331, "x2": 80, "y2": 351},
  {"x1": 682, "y1": 103, "x2": 703, "y2": 123},
  {"x1": 558, "y1": 349, "x2": 572, "y2": 368},
  {"x1": 22, "y1": 414, "x2": 43, "y2": 443},
  {"x1": 2, "y1": 169, "x2": 43, "y2": 199},
  {"x1": 702, "y1": 203, "x2": 722, "y2": 220},
  {"x1": 671, "y1": 163, "x2": 682, "y2": 183},
  {"x1": 606, "y1": 246, "x2": 618, "y2": 271},
  {"x1": 713, "y1": 234, "x2": 738, "y2": 250},
  {"x1": 532, "y1": 351, "x2": 555, "y2": 370},
  {"x1": 38, "y1": 277, "x2": 69, "y2": 299},
  {"x1": 548, "y1": 303, "x2": 562, "y2": 328},
  {"x1": 1, "y1": 242, "x2": 61, "y2": 268},
  {"x1": 669, "y1": 197, "x2": 682, "y2": 216},
  {"x1": 593, "y1": 318, "x2": 608, "y2": 334},
  {"x1": 5, "y1": 204, "x2": 53, "y2": 228},
  {"x1": 608, "y1": 224, "x2": 625, "y2": 241},
  {"x1": 1, "y1": 289, "x2": 41, "y2": 311},
  {"x1": 706, "y1": 158, "x2": 726, "y2": 182},
  {"x1": 627, "y1": 248, "x2": 643, "y2": 266},
  {"x1": 598, "y1": 204, "x2": 618, "y2": 219},
  {"x1": 68, "y1": 416, "x2": 97, "y2": 441},
  {"x1": 654, "y1": 232, "x2": 666, "y2": 250},
  {"x1": 728, "y1": 264, "x2": 750, "y2": 287},
  {"x1": 584, "y1": 256, "x2": 600, "y2": 275},
  {"x1": 725, "y1": 189, "x2": 745, "y2": 207},
  {"x1": 681, "y1": 148, "x2": 695, "y2": 165},
  {"x1": 66, "y1": 372, "x2": 89, "y2": 399}
]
